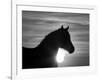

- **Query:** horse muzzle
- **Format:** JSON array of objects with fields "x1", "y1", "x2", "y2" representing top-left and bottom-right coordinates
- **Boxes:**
[{"x1": 69, "y1": 46, "x2": 75, "y2": 54}]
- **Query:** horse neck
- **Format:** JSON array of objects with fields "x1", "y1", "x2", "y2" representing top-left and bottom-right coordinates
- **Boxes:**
[
  {"x1": 36, "y1": 32, "x2": 60, "y2": 52},
  {"x1": 37, "y1": 40, "x2": 59, "y2": 53}
]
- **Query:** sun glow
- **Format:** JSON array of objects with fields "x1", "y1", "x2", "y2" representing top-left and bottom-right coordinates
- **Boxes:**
[{"x1": 56, "y1": 48, "x2": 68, "y2": 63}]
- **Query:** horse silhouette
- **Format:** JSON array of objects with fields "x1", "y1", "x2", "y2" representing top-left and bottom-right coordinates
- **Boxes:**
[{"x1": 22, "y1": 25, "x2": 75, "y2": 69}]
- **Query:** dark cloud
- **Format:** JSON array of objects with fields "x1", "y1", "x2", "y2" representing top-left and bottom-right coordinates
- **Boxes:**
[{"x1": 22, "y1": 11, "x2": 89, "y2": 25}]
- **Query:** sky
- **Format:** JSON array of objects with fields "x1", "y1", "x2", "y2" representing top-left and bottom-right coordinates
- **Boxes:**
[{"x1": 22, "y1": 11, "x2": 89, "y2": 67}]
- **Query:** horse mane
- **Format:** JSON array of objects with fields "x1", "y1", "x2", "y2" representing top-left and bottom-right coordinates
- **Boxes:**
[{"x1": 37, "y1": 28, "x2": 61, "y2": 48}]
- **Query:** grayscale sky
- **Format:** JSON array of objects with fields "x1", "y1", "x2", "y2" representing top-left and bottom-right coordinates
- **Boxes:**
[{"x1": 22, "y1": 11, "x2": 89, "y2": 67}]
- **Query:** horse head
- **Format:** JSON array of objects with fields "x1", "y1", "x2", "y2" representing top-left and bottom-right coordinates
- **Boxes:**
[{"x1": 58, "y1": 25, "x2": 75, "y2": 54}]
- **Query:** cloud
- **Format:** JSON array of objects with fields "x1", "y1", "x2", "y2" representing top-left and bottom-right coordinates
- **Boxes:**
[{"x1": 22, "y1": 11, "x2": 89, "y2": 26}]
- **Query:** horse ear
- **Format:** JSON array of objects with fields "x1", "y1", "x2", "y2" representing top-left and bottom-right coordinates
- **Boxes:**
[
  {"x1": 61, "y1": 25, "x2": 64, "y2": 29},
  {"x1": 65, "y1": 26, "x2": 69, "y2": 30}
]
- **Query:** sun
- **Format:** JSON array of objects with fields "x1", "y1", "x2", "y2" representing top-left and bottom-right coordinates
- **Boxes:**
[{"x1": 56, "y1": 48, "x2": 68, "y2": 63}]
